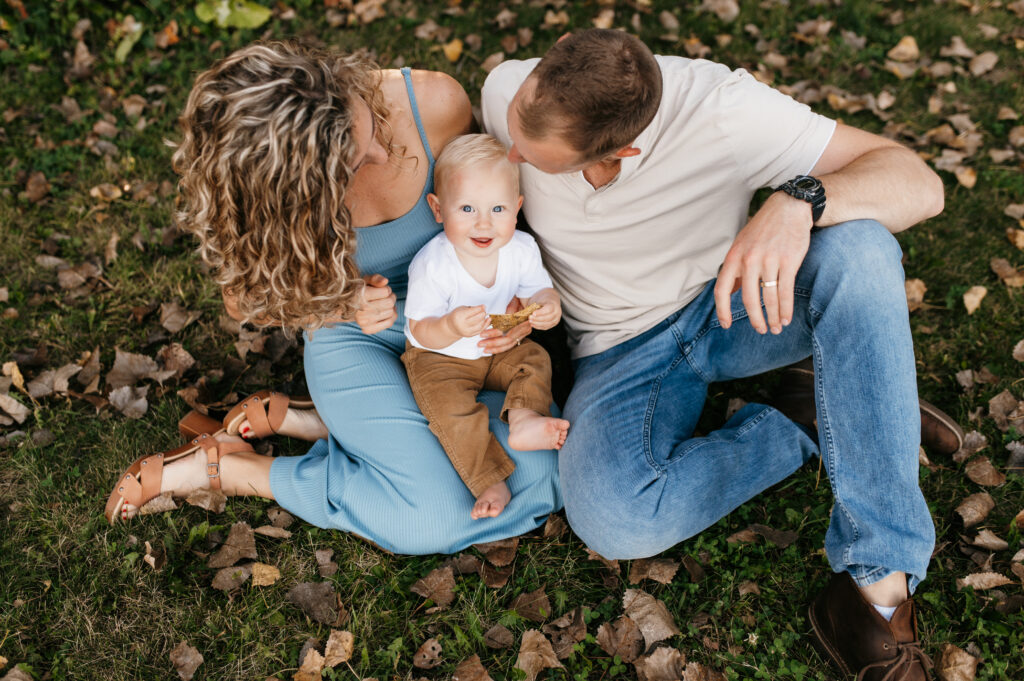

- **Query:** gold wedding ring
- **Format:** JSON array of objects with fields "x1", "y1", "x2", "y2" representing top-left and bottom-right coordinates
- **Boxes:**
[{"x1": 761, "y1": 280, "x2": 778, "y2": 288}]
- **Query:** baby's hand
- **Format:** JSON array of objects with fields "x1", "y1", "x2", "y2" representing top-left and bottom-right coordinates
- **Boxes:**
[
  {"x1": 447, "y1": 305, "x2": 490, "y2": 338},
  {"x1": 529, "y1": 299, "x2": 562, "y2": 331}
]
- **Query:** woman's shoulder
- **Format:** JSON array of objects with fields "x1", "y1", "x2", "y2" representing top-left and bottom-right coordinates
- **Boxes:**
[{"x1": 382, "y1": 69, "x2": 473, "y2": 153}]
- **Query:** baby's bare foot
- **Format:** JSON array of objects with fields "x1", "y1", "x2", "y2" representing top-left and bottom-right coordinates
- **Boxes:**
[
  {"x1": 240, "y1": 407, "x2": 328, "y2": 441},
  {"x1": 120, "y1": 433, "x2": 244, "y2": 520},
  {"x1": 507, "y1": 409, "x2": 570, "y2": 451},
  {"x1": 471, "y1": 481, "x2": 511, "y2": 520}
]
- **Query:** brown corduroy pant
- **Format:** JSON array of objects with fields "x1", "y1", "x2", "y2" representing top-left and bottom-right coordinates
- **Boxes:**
[{"x1": 401, "y1": 339, "x2": 554, "y2": 497}]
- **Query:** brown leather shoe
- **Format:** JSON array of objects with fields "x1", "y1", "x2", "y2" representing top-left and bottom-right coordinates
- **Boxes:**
[
  {"x1": 809, "y1": 572, "x2": 934, "y2": 681},
  {"x1": 774, "y1": 359, "x2": 964, "y2": 455}
]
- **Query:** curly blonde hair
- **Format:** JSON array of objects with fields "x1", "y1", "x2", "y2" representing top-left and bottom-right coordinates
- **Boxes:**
[{"x1": 172, "y1": 41, "x2": 394, "y2": 330}]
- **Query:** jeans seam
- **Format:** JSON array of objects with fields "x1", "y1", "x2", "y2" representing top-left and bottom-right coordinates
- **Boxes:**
[
  {"x1": 643, "y1": 353, "x2": 687, "y2": 474},
  {"x1": 666, "y1": 406, "x2": 771, "y2": 467}
]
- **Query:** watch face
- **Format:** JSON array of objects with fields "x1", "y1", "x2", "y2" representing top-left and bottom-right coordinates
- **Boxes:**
[{"x1": 794, "y1": 176, "x2": 820, "y2": 191}]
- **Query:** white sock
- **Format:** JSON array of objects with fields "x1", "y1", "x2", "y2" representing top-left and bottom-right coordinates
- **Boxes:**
[{"x1": 873, "y1": 603, "x2": 897, "y2": 621}]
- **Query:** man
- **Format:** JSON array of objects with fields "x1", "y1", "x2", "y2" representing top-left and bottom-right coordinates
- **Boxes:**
[{"x1": 483, "y1": 29, "x2": 957, "y2": 681}]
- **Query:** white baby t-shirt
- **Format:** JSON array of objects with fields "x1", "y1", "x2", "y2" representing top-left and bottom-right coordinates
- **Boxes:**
[{"x1": 404, "y1": 230, "x2": 553, "y2": 359}]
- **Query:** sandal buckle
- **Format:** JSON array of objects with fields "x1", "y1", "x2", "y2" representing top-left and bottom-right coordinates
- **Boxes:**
[{"x1": 206, "y1": 462, "x2": 220, "y2": 479}]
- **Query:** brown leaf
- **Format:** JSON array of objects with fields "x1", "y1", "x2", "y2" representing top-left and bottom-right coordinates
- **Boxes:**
[
  {"x1": 121, "y1": 94, "x2": 147, "y2": 118},
  {"x1": 515, "y1": 630, "x2": 562, "y2": 681},
  {"x1": 968, "y1": 52, "x2": 998, "y2": 76},
  {"x1": 207, "y1": 522, "x2": 258, "y2": 568},
  {"x1": 956, "y1": 571, "x2": 1012, "y2": 590},
  {"x1": 480, "y1": 562, "x2": 513, "y2": 588},
  {"x1": 160, "y1": 301, "x2": 200, "y2": 334},
  {"x1": 623, "y1": 589, "x2": 681, "y2": 647},
  {"x1": 156, "y1": 343, "x2": 195, "y2": 379},
  {"x1": 971, "y1": 530, "x2": 1008, "y2": 551},
  {"x1": 268, "y1": 507, "x2": 295, "y2": 528},
  {"x1": 1010, "y1": 125, "x2": 1024, "y2": 148},
  {"x1": 324, "y1": 630, "x2": 354, "y2": 667},
  {"x1": 596, "y1": 616, "x2": 645, "y2": 663},
  {"x1": 701, "y1": 0, "x2": 739, "y2": 22},
  {"x1": 956, "y1": 492, "x2": 995, "y2": 527},
  {"x1": 413, "y1": 638, "x2": 442, "y2": 669},
  {"x1": 69, "y1": 40, "x2": 95, "y2": 79},
  {"x1": 510, "y1": 586, "x2": 551, "y2": 622},
  {"x1": 542, "y1": 513, "x2": 567, "y2": 538},
  {"x1": 541, "y1": 9, "x2": 570, "y2": 30},
  {"x1": 410, "y1": 566, "x2": 455, "y2": 609},
  {"x1": 887, "y1": 36, "x2": 920, "y2": 61},
  {"x1": 0, "y1": 394, "x2": 31, "y2": 424},
  {"x1": 109, "y1": 385, "x2": 149, "y2": 419},
  {"x1": 593, "y1": 8, "x2": 615, "y2": 29},
  {"x1": 474, "y1": 537, "x2": 518, "y2": 566},
  {"x1": 107, "y1": 348, "x2": 172, "y2": 389},
  {"x1": 251, "y1": 562, "x2": 281, "y2": 586},
  {"x1": 936, "y1": 643, "x2": 978, "y2": 681},
  {"x1": 989, "y1": 390, "x2": 1020, "y2": 431},
  {"x1": 629, "y1": 558, "x2": 681, "y2": 585},
  {"x1": 315, "y1": 549, "x2": 339, "y2": 577},
  {"x1": 954, "y1": 430, "x2": 988, "y2": 463},
  {"x1": 940, "y1": 36, "x2": 976, "y2": 59},
  {"x1": 154, "y1": 20, "x2": 179, "y2": 49},
  {"x1": 27, "y1": 364, "x2": 82, "y2": 398},
  {"x1": 905, "y1": 278, "x2": 927, "y2": 311},
  {"x1": 287, "y1": 582, "x2": 344, "y2": 625},
  {"x1": 57, "y1": 262, "x2": 101, "y2": 290},
  {"x1": 89, "y1": 182, "x2": 122, "y2": 200},
  {"x1": 738, "y1": 581, "x2": 761, "y2": 596},
  {"x1": 185, "y1": 488, "x2": 227, "y2": 513},
  {"x1": 991, "y1": 258, "x2": 1024, "y2": 287},
  {"x1": 954, "y1": 166, "x2": 977, "y2": 189},
  {"x1": 445, "y1": 552, "x2": 481, "y2": 575},
  {"x1": 964, "y1": 456, "x2": 1006, "y2": 487},
  {"x1": 683, "y1": 661, "x2": 728, "y2": 681},
  {"x1": 962, "y1": 286, "x2": 986, "y2": 315},
  {"x1": 143, "y1": 540, "x2": 166, "y2": 570},
  {"x1": 1015, "y1": 509, "x2": 1024, "y2": 530},
  {"x1": 484, "y1": 624, "x2": 514, "y2": 649},
  {"x1": 452, "y1": 655, "x2": 493, "y2": 681},
  {"x1": 294, "y1": 647, "x2": 324, "y2": 681},
  {"x1": 635, "y1": 647, "x2": 686, "y2": 681},
  {"x1": 541, "y1": 606, "x2": 586, "y2": 659},
  {"x1": 254, "y1": 525, "x2": 292, "y2": 539},
  {"x1": 682, "y1": 555, "x2": 705, "y2": 582},
  {"x1": 139, "y1": 491, "x2": 176, "y2": 515},
  {"x1": 748, "y1": 523, "x2": 799, "y2": 547},
  {"x1": 481, "y1": 52, "x2": 505, "y2": 73},
  {"x1": 25, "y1": 171, "x2": 50, "y2": 202},
  {"x1": 586, "y1": 548, "x2": 621, "y2": 572},
  {"x1": 211, "y1": 564, "x2": 252, "y2": 592},
  {"x1": 726, "y1": 528, "x2": 758, "y2": 543},
  {"x1": 169, "y1": 641, "x2": 204, "y2": 681}
]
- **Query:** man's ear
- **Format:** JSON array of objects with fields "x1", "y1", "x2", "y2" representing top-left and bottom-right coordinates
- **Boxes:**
[
  {"x1": 426, "y1": 193, "x2": 444, "y2": 223},
  {"x1": 614, "y1": 145, "x2": 642, "y2": 159}
]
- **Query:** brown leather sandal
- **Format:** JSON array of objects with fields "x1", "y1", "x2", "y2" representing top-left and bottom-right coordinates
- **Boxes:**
[
  {"x1": 178, "y1": 410, "x2": 222, "y2": 439},
  {"x1": 104, "y1": 433, "x2": 254, "y2": 524},
  {"x1": 222, "y1": 390, "x2": 315, "y2": 438}
]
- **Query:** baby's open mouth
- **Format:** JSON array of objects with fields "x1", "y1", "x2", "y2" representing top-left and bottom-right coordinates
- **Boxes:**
[{"x1": 471, "y1": 238, "x2": 493, "y2": 247}]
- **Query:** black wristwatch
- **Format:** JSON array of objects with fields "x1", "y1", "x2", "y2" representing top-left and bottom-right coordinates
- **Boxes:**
[{"x1": 775, "y1": 175, "x2": 826, "y2": 225}]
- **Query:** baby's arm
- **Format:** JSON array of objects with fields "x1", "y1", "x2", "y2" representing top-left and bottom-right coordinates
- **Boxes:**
[
  {"x1": 525, "y1": 288, "x2": 562, "y2": 331},
  {"x1": 409, "y1": 305, "x2": 491, "y2": 349}
]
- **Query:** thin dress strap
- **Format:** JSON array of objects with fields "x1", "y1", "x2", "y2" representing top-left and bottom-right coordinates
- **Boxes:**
[{"x1": 401, "y1": 66, "x2": 435, "y2": 166}]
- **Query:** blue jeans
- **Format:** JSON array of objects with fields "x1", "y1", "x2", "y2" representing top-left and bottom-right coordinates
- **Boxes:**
[{"x1": 560, "y1": 220, "x2": 934, "y2": 591}]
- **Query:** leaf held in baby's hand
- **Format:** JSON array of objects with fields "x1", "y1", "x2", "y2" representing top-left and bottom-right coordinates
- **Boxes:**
[{"x1": 489, "y1": 303, "x2": 541, "y2": 332}]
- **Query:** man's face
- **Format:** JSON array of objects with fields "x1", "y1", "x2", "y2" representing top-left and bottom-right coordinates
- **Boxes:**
[{"x1": 506, "y1": 78, "x2": 593, "y2": 175}]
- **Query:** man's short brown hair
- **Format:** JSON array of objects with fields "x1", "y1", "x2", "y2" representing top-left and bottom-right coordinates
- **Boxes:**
[{"x1": 516, "y1": 30, "x2": 662, "y2": 161}]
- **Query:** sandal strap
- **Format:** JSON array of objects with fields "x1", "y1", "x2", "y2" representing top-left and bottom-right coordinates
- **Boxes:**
[
  {"x1": 116, "y1": 453, "x2": 165, "y2": 509},
  {"x1": 266, "y1": 392, "x2": 289, "y2": 433},
  {"x1": 193, "y1": 434, "x2": 222, "y2": 491},
  {"x1": 241, "y1": 394, "x2": 274, "y2": 438}
]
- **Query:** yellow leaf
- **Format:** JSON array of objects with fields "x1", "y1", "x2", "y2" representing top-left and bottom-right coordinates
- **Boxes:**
[
  {"x1": 887, "y1": 36, "x2": 919, "y2": 62},
  {"x1": 2, "y1": 361, "x2": 25, "y2": 392},
  {"x1": 962, "y1": 286, "x2": 986, "y2": 315},
  {"x1": 954, "y1": 166, "x2": 977, "y2": 189},
  {"x1": 443, "y1": 38, "x2": 463, "y2": 63},
  {"x1": 905, "y1": 278, "x2": 927, "y2": 312}
]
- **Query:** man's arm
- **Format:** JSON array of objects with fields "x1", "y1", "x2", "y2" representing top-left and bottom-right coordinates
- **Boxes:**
[{"x1": 714, "y1": 123, "x2": 945, "y2": 335}]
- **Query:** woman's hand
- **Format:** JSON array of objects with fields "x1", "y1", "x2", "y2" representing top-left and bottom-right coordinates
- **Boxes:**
[
  {"x1": 354, "y1": 274, "x2": 397, "y2": 334},
  {"x1": 477, "y1": 297, "x2": 532, "y2": 354}
]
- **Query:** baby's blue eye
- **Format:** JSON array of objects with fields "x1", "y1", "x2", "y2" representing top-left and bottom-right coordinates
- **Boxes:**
[
  {"x1": 460, "y1": 205, "x2": 473, "y2": 212},
  {"x1": 492, "y1": 206, "x2": 504, "y2": 213}
]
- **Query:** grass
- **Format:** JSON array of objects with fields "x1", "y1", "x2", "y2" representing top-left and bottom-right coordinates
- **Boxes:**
[{"x1": 1, "y1": 0, "x2": 1023, "y2": 679}]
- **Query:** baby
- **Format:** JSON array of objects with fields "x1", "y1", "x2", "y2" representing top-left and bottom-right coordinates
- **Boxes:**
[{"x1": 402, "y1": 134, "x2": 570, "y2": 520}]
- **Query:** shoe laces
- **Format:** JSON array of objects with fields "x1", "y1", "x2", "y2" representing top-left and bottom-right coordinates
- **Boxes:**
[{"x1": 856, "y1": 639, "x2": 934, "y2": 681}]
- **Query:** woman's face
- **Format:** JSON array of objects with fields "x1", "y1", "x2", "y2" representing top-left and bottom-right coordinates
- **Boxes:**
[{"x1": 350, "y1": 99, "x2": 389, "y2": 173}]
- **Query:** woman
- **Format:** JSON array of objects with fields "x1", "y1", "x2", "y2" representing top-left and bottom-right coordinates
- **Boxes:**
[{"x1": 105, "y1": 42, "x2": 561, "y2": 554}]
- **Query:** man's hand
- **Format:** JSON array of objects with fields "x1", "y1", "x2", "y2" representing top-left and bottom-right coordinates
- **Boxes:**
[
  {"x1": 527, "y1": 288, "x2": 562, "y2": 330},
  {"x1": 713, "y1": 192, "x2": 813, "y2": 334},
  {"x1": 353, "y1": 274, "x2": 397, "y2": 334},
  {"x1": 447, "y1": 305, "x2": 490, "y2": 338}
]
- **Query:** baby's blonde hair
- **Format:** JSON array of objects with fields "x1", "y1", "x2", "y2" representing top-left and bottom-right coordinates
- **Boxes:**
[
  {"x1": 172, "y1": 41, "x2": 395, "y2": 330},
  {"x1": 433, "y1": 133, "x2": 520, "y2": 199}
]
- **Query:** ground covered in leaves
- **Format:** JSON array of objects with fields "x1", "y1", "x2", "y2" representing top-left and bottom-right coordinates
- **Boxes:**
[{"x1": 1, "y1": 1, "x2": 1023, "y2": 680}]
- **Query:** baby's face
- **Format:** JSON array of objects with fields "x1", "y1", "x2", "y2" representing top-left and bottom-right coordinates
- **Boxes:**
[{"x1": 430, "y1": 162, "x2": 523, "y2": 261}]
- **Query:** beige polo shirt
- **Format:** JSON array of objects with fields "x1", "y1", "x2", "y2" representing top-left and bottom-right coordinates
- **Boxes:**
[{"x1": 482, "y1": 56, "x2": 836, "y2": 359}]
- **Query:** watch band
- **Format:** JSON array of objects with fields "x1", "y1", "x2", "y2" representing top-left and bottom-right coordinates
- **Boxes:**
[{"x1": 776, "y1": 175, "x2": 826, "y2": 224}]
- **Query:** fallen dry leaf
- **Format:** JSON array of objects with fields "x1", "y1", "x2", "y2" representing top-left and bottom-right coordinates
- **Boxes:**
[
  {"x1": 446, "y1": 552, "x2": 482, "y2": 575},
  {"x1": 964, "y1": 456, "x2": 1006, "y2": 487},
  {"x1": 138, "y1": 491, "x2": 176, "y2": 515},
  {"x1": 324, "y1": 630, "x2": 354, "y2": 667},
  {"x1": 251, "y1": 562, "x2": 280, "y2": 586},
  {"x1": 90, "y1": 183, "x2": 122, "y2": 201},
  {"x1": 887, "y1": 36, "x2": 920, "y2": 61},
  {"x1": 940, "y1": 36, "x2": 976, "y2": 59},
  {"x1": 989, "y1": 390, "x2": 1020, "y2": 431},
  {"x1": 593, "y1": 8, "x2": 615, "y2": 29},
  {"x1": 541, "y1": 606, "x2": 586, "y2": 660},
  {"x1": 726, "y1": 527, "x2": 758, "y2": 543},
  {"x1": 962, "y1": 286, "x2": 987, "y2": 315},
  {"x1": 596, "y1": 616, "x2": 644, "y2": 663},
  {"x1": 154, "y1": 20, "x2": 179, "y2": 48},
  {"x1": 410, "y1": 566, "x2": 455, "y2": 609},
  {"x1": 452, "y1": 654, "x2": 493, "y2": 681},
  {"x1": 185, "y1": 488, "x2": 227, "y2": 513},
  {"x1": 0, "y1": 394, "x2": 31, "y2": 424},
  {"x1": 954, "y1": 430, "x2": 988, "y2": 463},
  {"x1": 738, "y1": 581, "x2": 761, "y2": 596},
  {"x1": 971, "y1": 530, "x2": 1008, "y2": 551},
  {"x1": 207, "y1": 522, "x2": 258, "y2": 568},
  {"x1": 956, "y1": 492, "x2": 995, "y2": 527},
  {"x1": 936, "y1": 643, "x2": 978, "y2": 681},
  {"x1": 542, "y1": 513, "x2": 567, "y2": 538},
  {"x1": 481, "y1": 52, "x2": 505, "y2": 73},
  {"x1": 484, "y1": 624, "x2": 514, "y2": 649},
  {"x1": 160, "y1": 301, "x2": 200, "y2": 334},
  {"x1": 287, "y1": 582, "x2": 343, "y2": 625},
  {"x1": 628, "y1": 558, "x2": 680, "y2": 585},
  {"x1": 683, "y1": 661, "x2": 728, "y2": 681},
  {"x1": 474, "y1": 537, "x2": 518, "y2": 566},
  {"x1": 211, "y1": 564, "x2": 252, "y2": 592},
  {"x1": 442, "y1": 38, "x2": 463, "y2": 63},
  {"x1": 1015, "y1": 340, "x2": 1024, "y2": 362},
  {"x1": 586, "y1": 548, "x2": 621, "y2": 572},
  {"x1": 25, "y1": 171, "x2": 50, "y2": 202},
  {"x1": 156, "y1": 343, "x2": 195, "y2": 380},
  {"x1": 511, "y1": 586, "x2": 551, "y2": 622},
  {"x1": 623, "y1": 589, "x2": 681, "y2": 647},
  {"x1": 956, "y1": 571, "x2": 1012, "y2": 591},
  {"x1": 143, "y1": 540, "x2": 165, "y2": 571},
  {"x1": 294, "y1": 647, "x2": 324, "y2": 681},
  {"x1": 905, "y1": 278, "x2": 927, "y2": 312},
  {"x1": 515, "y1": 630, "x2": 562, "y2": 681},
  {"x1": 702, "y1": 0, "x2": 739, "y2": 22},
  {"x1": 315, "y1": 548, "x2": 338, "y2": 577},
  {"x1": 254, "y1": 525, "x2": 292, "y2": 539},
  {"x1": 268, "y1": 507, "x2": 294, "y2": 528},
  {"x1": 541, "y1": 9, "x2": 570, "y2": 30},
  {"x1": 109, "y1": 385, "x2": 149, "y2": 419},
  {"x1": 635, "y1": 647, "x2": 686, "y2": 681},
  {"x1": 169, "y1": 641, "x2": 203, "y2": 681},
  {"x1": 413, "y1": 638, "x2": 442, "y2": 669},
  {"x1": 26, "y1": 364, "x2": 81, "y2": 399},
  {"x1": 107, "y1": 348, "x2": 174, "y2": 389},
  {"x1": 991, "y1": 258, "x2": 1024, "y2": 287},
  {"x1": 480, "y1": 561, "x2": 513, "y2": 588},
  {"x1": 954, "y1": 166, "x2": 977, "y2": 189},
  {"x1": 969, "y1": 51, "x2": 998, "y2": 76}
]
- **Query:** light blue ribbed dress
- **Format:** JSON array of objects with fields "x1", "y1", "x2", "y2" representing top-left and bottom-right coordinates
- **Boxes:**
[{"x1": 268, "y1": 68, "x2": 563, "y2": 554}]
